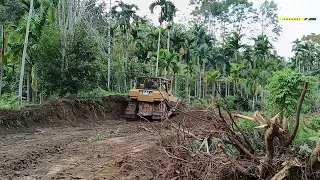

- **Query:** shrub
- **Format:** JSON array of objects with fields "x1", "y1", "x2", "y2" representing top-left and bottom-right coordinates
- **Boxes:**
[
  {"x1": 266, "y1": 69, "x2": 316, "y2": 117},
  {"x1": 0, "y1": 92, "x2": 18, "y2": 109}
]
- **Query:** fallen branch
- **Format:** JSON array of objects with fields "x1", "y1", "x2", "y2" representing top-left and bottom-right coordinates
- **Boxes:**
[
  {"x1": 171, "y1": 123, "x2": 202, "y2": 141},
  {"x1": 233, "y1": 113, "x2": 255, "y2": 121},
  {"x1": 139, "y1": 125, "x2": 154, "y2": 133}
]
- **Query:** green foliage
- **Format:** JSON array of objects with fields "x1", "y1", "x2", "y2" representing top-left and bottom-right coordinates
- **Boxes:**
[
  {"x1": 293, "y1": 115, "x2": 320, "y2": 156},
  {"x1": 235, "y1": 117, "x2": 266, "y2": 155},
  {"x1": 193, "y1": 137, "x2": 239, "y2": 155},
  {"x1": 215, "y1": 96, "x2": 237, "y2": 110},
  {"x1": 189, "y1": 97, "x2": 211, "y2": 108},
  {"x1": 236, "y1": 118, "x2": 257, "y2": 132},
  {"x1": 35, "y1": 24, "x2": 102, "y2": 96},
  {"x1": 88, "y1": 135, "x2": 104, "y2": 141},
  {"x1": 267, "y1": 69, "x2": 317, "y2": 116},
  {"x1": 0, "y1": 92, "x2": 18, "y2": 109}
]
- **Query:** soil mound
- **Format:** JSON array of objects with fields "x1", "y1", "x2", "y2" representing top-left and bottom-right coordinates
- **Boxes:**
[{"x1": 0, "y1": 95, "x2": 128, "y2": 133}]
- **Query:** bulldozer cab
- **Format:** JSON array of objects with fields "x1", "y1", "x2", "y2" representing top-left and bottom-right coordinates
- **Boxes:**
[{"x1": 135, "y1": 76, "x2": 172, "y2": 94}]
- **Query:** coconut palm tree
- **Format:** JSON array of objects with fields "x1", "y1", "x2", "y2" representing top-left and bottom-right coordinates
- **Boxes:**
[{"x1": 149, "y1": 0, "x2": 177, "y2": 77}]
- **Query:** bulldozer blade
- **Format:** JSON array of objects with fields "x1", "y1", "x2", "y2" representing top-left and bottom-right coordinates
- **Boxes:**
[{"x1": 124, "y1": 101, "x2": 138, "y2": 120}]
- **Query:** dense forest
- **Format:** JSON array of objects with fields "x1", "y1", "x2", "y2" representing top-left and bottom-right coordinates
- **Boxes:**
[{"x1": 0, "y1": 0, "x2": 319, "y2": 113}]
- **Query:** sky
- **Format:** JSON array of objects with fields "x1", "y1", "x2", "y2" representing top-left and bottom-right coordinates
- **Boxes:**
[{"x1": 112, "y1": 0, "x2": 320, "y2": 58}]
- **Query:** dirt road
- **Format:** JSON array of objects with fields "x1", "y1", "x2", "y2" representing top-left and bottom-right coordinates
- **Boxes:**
[{"x1": 1, "y1": 119, "x2": 163, "y2": 180}]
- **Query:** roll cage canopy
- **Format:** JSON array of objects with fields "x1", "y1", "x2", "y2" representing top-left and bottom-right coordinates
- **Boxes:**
[{"x1": 135, "y1": 76, "x2": 172, "y2": 92}]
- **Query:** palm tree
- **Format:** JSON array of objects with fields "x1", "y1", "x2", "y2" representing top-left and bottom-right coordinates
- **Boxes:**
[
  {"x1": 111, "y1": 1, "x2": 140, "y2": 91},
  {"x1": 184, "y1": 61, "x2": 196, "y2": 103},
  {"x1": 158, "y1": 48, "x2": 178, "y2": 77},
  {"x1": 18, "y1": 0, "x2": 34, "y2": 107},
  {"x1": 225, "y1": 32, "x2": 245, "y2": 63},
  {"x1": 172, "y1": 62, "x2": 180, "y2": 94},
  {"x1": 205, "y1": 70, "x2": 221, "y2": 96},
  {"x1": 252, "y1": 35, "x2": 273, "y2": 104},
  {"x1": 0, "y1": 0, "x2": 29, "y2": 99},
  {"x1": 196, "y1": 44, "x2": 211, "y2": 98},
  {"x1": 170, "y1": 24, "x2": 186, "y2": 53},
  {"x1": 149, "y1": 0, "x2": 177, "y2": 77},
  {"x1": 229, "y1": 63, "x2": 245, "y2": 95},
  {"x1": 253, "y1": 35, "x2": 273, "y2": 66}
]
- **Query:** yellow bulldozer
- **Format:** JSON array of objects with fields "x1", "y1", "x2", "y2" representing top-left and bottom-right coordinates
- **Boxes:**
[{"x1": 124, "y1": 76, "x2": 180, "y2": 120}]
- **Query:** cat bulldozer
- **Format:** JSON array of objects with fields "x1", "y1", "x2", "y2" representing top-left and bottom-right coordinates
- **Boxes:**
[{"x1": 124, "y1": 76, "x2": 180, "y2": 120}]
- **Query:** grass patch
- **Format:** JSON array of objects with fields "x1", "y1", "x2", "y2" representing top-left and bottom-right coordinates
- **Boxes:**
[
  {"x1": 88, "y1": 135, "x2": 104, "y2": 141},
  {"x1": 293, "y1": 114, "x2": 320, "y2": 156}
]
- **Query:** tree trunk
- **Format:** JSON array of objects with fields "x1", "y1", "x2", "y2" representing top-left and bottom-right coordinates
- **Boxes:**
[
  {"x1": 252, "y1": 96, "x2": 255, "y2": 111},
  {"x1": 27, "y1": 73, "x2": 30, "y2": 103},
  {"x1": 174, "y1": 73, "x2": 177, "y2": 95},
  {"x1": 18, "y1": 0, "x2": 33, "y2": 107},
  {"x1": 0, "y1": 61, "x2": 3, "y2": 99},
  {"x1": 155, "y1": 27, "x2": 161, "y2": 77},
  {"x1": 167, "y1": 26, "x2": 170, "y2": 51},
  {"x1": 194, "y1": 77, "x2": 197, "y2": 97},
  {"x1": 0, "y1": 25, "x2": 4, "y2": 99},
  {"x1": 32, "y1": 88, "x2": 35, "y2": 104},
  {"x1": 212, "y1": 83, "x2": 216, "y2": 96},
  {"x1": 197, "y1": 57, "x2": 201, "y2": 98},
  {"x1": 225, "y1": 81, "x2": 228, "y2": 97},
  {"x1": 60, "y1": 0, "x2": 67, "y2": 73},
  {"x1": 124, "y1": 32, "x2": 129, "y2": 91},
  {"x1": 186, "y1": 73, "x2": 189, "y2": 103},
  {"x1": 218, "y1": 82, "x2": 221, "y2": 97},
  {"x1": 202, "y1": 61, "x2": 206, "y2": 98},
  {"x1": 228, "y1": 82, "x2": 230, "y2": 96},
  {"x1": 35, "y1": 91, "x2": 38, "y2": 104},
  {"x1": 107, "y1": 0, "x2": 111, "y2": 90},
  {"x1": 122, "y1": 60, "x2": 126, "y2": 92}
]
